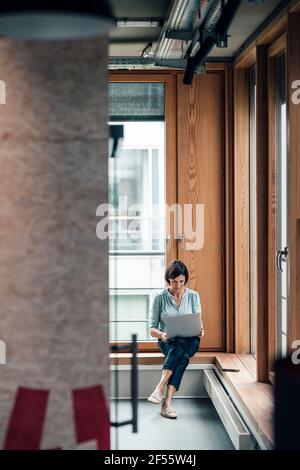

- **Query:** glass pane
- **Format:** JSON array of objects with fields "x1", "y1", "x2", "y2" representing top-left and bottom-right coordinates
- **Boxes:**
[
  {"x1": 108, "y1": 122, "x2": 165, "y2": 253},
  {"x1": 110, "y1": 322, "x2": 150, "y2": 342},
  {"x1": 110, "y1": 294, "x2": 148, "y2": 321},
  {"x1": 108, "y1": 83, "x2": 166, "y2": 344},
  {"x1": 274, "y1": 54, "x2": 287, "y2": 359},
  {"x1": 110, "y1": 294, "x2": 151, "y2": 341}
]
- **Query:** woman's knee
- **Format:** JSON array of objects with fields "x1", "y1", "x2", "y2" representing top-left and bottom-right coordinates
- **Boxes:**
[
  {"x1": 188, "y1": 337, "x2": 200, "y2": 357},
  {"x1": 178, "y1": 351, "x2": 189, "y2": 365},
  {"x1": 160, "y1": 342, "x2": 185, "y2": 370}
]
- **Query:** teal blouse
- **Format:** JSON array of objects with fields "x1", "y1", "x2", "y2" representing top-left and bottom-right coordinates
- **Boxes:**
[{"x1": 149, "y1": 287, "x2": 202, "y2": 334}]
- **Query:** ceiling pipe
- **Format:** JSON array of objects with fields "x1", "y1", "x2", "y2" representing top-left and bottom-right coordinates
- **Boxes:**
[
  {"x1": 183, "y1": 0, "x2": 242, "y2": 85},
  {"x1": 218, "y1": 0, "x2": 242, "y2": 37},
  {"x1": 183, "y1": 36, "x2": 216, "y2": 84}
]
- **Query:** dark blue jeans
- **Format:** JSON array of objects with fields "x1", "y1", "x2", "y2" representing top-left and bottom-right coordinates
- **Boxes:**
[{"x1": 157, "y1": 336, "x2": 200, "y2": 391}]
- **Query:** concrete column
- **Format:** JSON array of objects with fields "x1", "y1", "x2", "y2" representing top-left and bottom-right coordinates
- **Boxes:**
[{"x1": 0, "y1": 38, "x2": 110, "y2": 449}]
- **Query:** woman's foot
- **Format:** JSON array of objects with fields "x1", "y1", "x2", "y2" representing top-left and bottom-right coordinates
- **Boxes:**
[
  {"x1": 161, "y1": 399, "x2": 177, "y2": 419},
  {"x1": 147, "y1": 385, "x2": 165, "y2": 404}
]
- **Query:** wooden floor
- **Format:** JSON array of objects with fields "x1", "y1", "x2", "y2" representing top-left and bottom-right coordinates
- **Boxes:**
[
  {"x1": 214, "y1": 353, "x2": 274, "y2": 449},
  {"x1": 110, "y1": 351, "x2": 274, "y2": 448}
]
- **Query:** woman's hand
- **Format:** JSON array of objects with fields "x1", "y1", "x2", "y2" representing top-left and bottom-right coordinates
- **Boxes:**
[
  {"x1": 160, "y1": 332, "x2": 168, "y2": 343},
  {"x1": 199, "y1": 329, "x2": 205, "y2": 337}
]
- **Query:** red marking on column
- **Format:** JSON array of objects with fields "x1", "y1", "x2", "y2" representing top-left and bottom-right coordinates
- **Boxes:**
[
  {"x1": 3, "y1": 387, "x2": 49, "y2": 450},
  {"x1": 72, "y1": 385, "x2": 110, "y2": 450}
]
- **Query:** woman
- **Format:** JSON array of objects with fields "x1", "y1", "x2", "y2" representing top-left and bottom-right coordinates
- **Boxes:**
[{"x1": 148, "y1": 259, "x2": 204, "y2": 419}]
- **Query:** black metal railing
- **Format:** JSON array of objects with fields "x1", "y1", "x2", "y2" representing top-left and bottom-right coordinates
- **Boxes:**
[{"x1": 110, "y1": 334, "x2": 138, "y2": 433}]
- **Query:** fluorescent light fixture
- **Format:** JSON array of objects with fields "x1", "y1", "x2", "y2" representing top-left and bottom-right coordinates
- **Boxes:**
[
  {"x1": 116, "y1": 19, "x2": 160, "y2": 28},
  {"x1": 190, "y1": 42, "x2": 200, "y2": 57},
  {"x1": 0, "y1": 1, "x2": 115, "y2": 40}
]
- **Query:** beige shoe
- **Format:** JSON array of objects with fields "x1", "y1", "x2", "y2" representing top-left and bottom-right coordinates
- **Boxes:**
[
  {"x1": 147, "y1": 387, "x2": 163, "y2": 404},
  {"x1": 161, "y1": 400, "x2": 177, "y2": 419}
]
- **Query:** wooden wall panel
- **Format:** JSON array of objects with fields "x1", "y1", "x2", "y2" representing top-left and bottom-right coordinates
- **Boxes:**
[
  {"x1": 177, "y1": 72, "x2": 225, "y2": 350},
  {"x1": 224, "y1": 65, "x2": 235, "y2": 353},
  {"x1": 267, "y1": 54, "x2": 277, "y2": 378},
  {"x1": 165, "y1": 74, "x2": 179, "y2": 265},
  {"x1": 256, "y1": 46, "x2": 269, "y2": 382},
  {"x1": 234, "y1": 69, "x2": 250, "y2": 354}
]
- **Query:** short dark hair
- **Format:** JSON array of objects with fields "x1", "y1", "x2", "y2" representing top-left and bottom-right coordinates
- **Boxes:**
[{"x1": 164, "y1": 259, "x2": 189, "y2": 285}]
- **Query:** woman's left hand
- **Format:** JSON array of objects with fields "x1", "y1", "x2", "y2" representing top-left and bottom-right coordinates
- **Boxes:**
[{"x1": 199, "y1": 329, "x2": 205, "y2": 337}]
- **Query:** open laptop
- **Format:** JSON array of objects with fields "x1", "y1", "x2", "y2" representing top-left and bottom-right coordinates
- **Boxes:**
[{"x1": 161, "y1": 313, "x2": 201, "y2": 339}]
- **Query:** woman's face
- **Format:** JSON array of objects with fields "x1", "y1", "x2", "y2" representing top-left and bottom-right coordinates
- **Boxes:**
[{"x1": 168, "y1": 274, "x2": 186, "y2": 291}]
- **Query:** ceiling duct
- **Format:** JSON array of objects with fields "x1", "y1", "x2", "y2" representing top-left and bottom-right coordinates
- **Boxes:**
[
  {"x1": 187, "y1": 0, "x2": 223, "y2": 59},
  {"x1": 155, "y1": 0, "x2": 210, "y2": 64},
  {"x1": 109, "y1": 0, "x2": 204, "y2": 70},
  {"x1": 109, "y1": 0, "x2": 245, "y2": 71},
  {"x1": 203, "y1": 0, "x2": 223, "y2": 31},
  {"x1": 183, "y1": 0, "x2": 242, "y2": 85}
]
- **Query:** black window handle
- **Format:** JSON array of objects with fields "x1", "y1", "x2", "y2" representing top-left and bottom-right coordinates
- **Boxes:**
[{"x1": 276, "y1": 246, "x2": 288, "y2": 272}]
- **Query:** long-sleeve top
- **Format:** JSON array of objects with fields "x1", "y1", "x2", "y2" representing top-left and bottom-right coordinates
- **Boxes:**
[{"x1": 149, "y1": 287, "x2": 202, "y2": 334}]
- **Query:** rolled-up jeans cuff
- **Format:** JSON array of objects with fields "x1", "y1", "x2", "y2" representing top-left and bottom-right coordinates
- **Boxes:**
[
  {"x1": 167, "y1": 380, "x2": 179, "y2": 390},
  {"x1": 162, "y1": 362, "x2": 175, "y2": 371}
]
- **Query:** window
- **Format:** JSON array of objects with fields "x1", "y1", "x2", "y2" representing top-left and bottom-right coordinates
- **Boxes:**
[
  {"x1": 108, "y1": 82, "x2": 166, "y2": 342},
  {"x1": 274, "y1": 54, "x2": 287, "y2": 359}
]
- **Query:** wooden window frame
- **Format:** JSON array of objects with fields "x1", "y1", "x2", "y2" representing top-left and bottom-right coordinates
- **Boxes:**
[
  {"x1": 108, "y1": 71, "x2": 177, "y2": 352},
  {"x1": 266, "y1": 11, "x2": 300, "y2": 378},
  {"x1": 255, "y1": 46, "x2": 269, "y2": 382},
  {"x1": 286, "y1": 12, "x2": 300, "y2": 354},
  {"x1": 232, "y1": 0, "x2": 300, "y2": 382},
  {"x1": 233, "y1": 46, "x2": 269, "y2": 382},
  {"x1": 109, "y1": 67, "x2": 234, "y2": 353},
  {"x1": 267, "y1": 33, "x2": 287, "y2": 383},
  {"x1": 233, "y1": 0, "x2": 300, "y2": 382},
  {"x1": 109, "y1": 2, "x2": 300, "y2": 357}
]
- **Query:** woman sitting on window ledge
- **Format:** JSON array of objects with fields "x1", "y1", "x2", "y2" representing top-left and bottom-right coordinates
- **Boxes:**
[{"x1": 148, "y1": 259, "x2": 204, "y2": 419}]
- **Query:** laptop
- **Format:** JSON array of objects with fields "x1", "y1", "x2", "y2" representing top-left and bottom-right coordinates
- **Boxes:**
[{"x1": 161, "y1": 313, "x2": 201, "y2": 339}]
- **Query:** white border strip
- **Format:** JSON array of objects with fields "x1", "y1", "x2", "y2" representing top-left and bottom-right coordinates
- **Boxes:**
[{"x1": 213, "y1": 367, "x2": 271, "y2": 450}]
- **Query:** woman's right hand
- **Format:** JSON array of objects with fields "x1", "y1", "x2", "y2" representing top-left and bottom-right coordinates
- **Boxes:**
[{"x1": 160, "y1": 332, "x2": 168, "y2": 343}]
